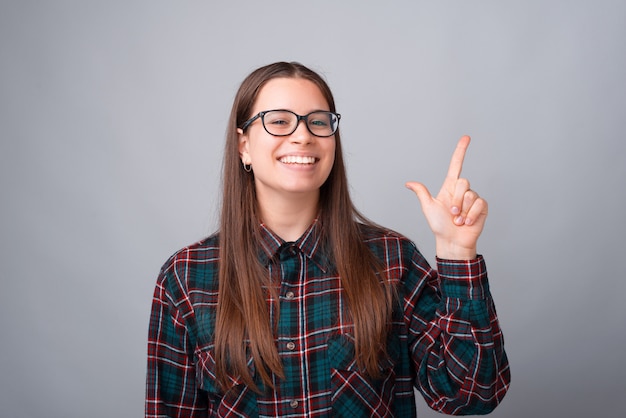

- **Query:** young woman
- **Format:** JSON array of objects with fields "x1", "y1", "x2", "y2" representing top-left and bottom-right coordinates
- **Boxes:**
[{"x1": 146, "y1": 62, "x2": 510, "y2": 417}]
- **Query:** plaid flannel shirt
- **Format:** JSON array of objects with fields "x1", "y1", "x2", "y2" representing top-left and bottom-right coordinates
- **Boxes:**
[{"x1": 146, "y1": 220, "x2": 510, "y2": 417}]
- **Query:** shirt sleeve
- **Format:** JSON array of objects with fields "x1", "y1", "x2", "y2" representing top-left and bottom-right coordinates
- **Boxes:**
[
  {"x1": 405, "y1": 252, "x2": 510, "y2": 415},
  {"x1": 145, "y1": 269, "x2": 209, "y2": 417}
]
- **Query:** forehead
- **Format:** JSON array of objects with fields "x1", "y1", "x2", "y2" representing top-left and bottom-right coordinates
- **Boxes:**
[{"x1": 253, "y1": 77, "x2": 329, "y2": 113}]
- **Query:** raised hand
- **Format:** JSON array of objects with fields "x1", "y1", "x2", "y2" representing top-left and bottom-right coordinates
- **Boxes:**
[{"x1": 405, "y1": 136, "x2": 488, "y2": 260}]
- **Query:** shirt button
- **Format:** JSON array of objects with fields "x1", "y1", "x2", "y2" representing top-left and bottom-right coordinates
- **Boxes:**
[
  {"x1": 289, "y1": 400, "x2": 299, "y2": 408},
  {"x1": 285, "y1": 291, "x2": 295, "y2": 300},
  {"x1": 286, "y1": 341, "x2": 296, "y2": 350}
]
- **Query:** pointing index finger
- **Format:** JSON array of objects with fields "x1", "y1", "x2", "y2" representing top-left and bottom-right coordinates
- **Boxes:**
[{"x1": 446, "y1": 135, "x2": 471, "y2": 180}]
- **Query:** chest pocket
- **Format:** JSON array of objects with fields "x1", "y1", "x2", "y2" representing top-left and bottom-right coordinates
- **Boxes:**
[{"x1": 328, "y1": 333, "x2": 398, "y2": 417}]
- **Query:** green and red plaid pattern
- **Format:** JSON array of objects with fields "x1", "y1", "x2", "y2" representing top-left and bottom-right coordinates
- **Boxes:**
[{"x1": 146, "y1": 220, "x2": 510, "y2": 417}]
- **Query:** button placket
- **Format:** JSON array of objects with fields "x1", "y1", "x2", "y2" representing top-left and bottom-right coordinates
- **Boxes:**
[{"x1": 276, "y1": 242, "x2": 305, "y2": 414}]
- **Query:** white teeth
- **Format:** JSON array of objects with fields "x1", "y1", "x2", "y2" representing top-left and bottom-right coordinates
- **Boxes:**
[{"x1": 280, "y1": 155, "x2": 316, "y2": 164}]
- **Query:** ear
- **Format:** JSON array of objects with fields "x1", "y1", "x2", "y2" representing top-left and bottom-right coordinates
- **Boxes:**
[{"x1": 237, "y1": 128, "x2": 251, "y2": 164}]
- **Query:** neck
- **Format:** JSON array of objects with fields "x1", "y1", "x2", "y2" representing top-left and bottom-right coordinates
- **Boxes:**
[{"x1": 256, "y1": 190, "x2": 319, "y2": 242}]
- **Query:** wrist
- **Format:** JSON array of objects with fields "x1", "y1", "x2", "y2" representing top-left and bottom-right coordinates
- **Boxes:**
[{"x1": 435, "y1": 241, "x2": 477, "y2": 260}]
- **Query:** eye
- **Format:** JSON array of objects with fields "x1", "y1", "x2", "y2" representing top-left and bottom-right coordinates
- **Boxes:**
[
  {"x1": 265, "y1": 111, "x2": 294, "y2": 126},
  {"x1": 309, "y1": 113, "x2": 331, "y2": 127},
  {"x1": 310, "y1": 119, "x2": 328, "y2": 127}
]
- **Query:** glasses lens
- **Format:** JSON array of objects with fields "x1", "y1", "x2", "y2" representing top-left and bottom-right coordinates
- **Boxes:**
[
  {"x1": 263, "y1": 111, "x2": 297, "y2": 136},
  {"x1": 307, "y1": 111, "x2": 339, "y2": 137}
]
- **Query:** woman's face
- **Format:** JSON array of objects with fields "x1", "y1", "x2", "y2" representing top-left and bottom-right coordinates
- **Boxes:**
[{"x1": 238, "y1": 77, "x2": 336, "y2": 203}]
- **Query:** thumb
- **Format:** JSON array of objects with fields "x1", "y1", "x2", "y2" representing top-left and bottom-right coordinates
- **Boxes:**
[{"x1": 405, "y1": 181, "x2": 433, "y2": 208}]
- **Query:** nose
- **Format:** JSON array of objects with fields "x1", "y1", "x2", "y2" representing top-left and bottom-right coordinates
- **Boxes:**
[{"x1": 289, "y1": 119, "x2": 313, "y2": 144}]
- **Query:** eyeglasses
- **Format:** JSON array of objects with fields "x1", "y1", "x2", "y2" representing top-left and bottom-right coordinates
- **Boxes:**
[{"x1": 240, "y1": 109, "x2": 341, "y2": 137}]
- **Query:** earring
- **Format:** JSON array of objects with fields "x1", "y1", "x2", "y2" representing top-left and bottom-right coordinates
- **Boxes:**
[{"x1": 242, "y1": 161, "x2": 252, "y2": 172}]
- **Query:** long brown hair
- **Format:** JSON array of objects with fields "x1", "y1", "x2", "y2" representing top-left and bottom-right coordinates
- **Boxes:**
[{"x1": 215, "y1": 61, "x2": 395, "y2": 392}]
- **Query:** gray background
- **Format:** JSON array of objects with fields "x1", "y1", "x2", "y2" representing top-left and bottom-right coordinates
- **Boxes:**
[{"x1": 1, "y1": 1, "x2": 624, "y2": 417}]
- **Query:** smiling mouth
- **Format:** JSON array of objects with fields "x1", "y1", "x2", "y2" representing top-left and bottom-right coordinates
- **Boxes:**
[{"x1": 279, "y1": 156, "x2": 317, "y2": 165}]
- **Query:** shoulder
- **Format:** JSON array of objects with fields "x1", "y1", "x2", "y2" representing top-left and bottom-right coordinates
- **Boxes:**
[
  {"x1": 357, "y1": 222, "x2": 415, "y2": 252},
  {"x1": 358, "y1": 223, "x2": 416, "y2": 262},
  {"x1": 160, "y1": 233, "x2": 220, "y2": 273},
  {"x1": 158, "y1": 233, "x2": 221, "y2": 294},
  {"x1": 357, "y1": 223, "x2": 431, "y2": 280}
]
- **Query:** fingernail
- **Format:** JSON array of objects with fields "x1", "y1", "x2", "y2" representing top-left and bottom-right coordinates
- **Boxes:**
[
  {"x1": 451, "y1": 206, "x2": 460, "y2": 215},
  {"x1": 465, "y1": 218, "x2": 473, "y2": 225},
  {"x1": 455, "y1": 216, "x2": 464, "y2": 225}
]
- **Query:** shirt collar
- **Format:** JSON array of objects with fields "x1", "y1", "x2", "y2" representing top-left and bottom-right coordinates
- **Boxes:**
[{"x1": 257, "y1": 218, "x2": 329, "y2": 272}]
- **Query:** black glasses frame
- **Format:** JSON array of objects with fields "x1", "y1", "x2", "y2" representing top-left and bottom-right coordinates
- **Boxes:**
[{"x1": 240, "y1": 109, "x2": 341, "y2": 137}]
